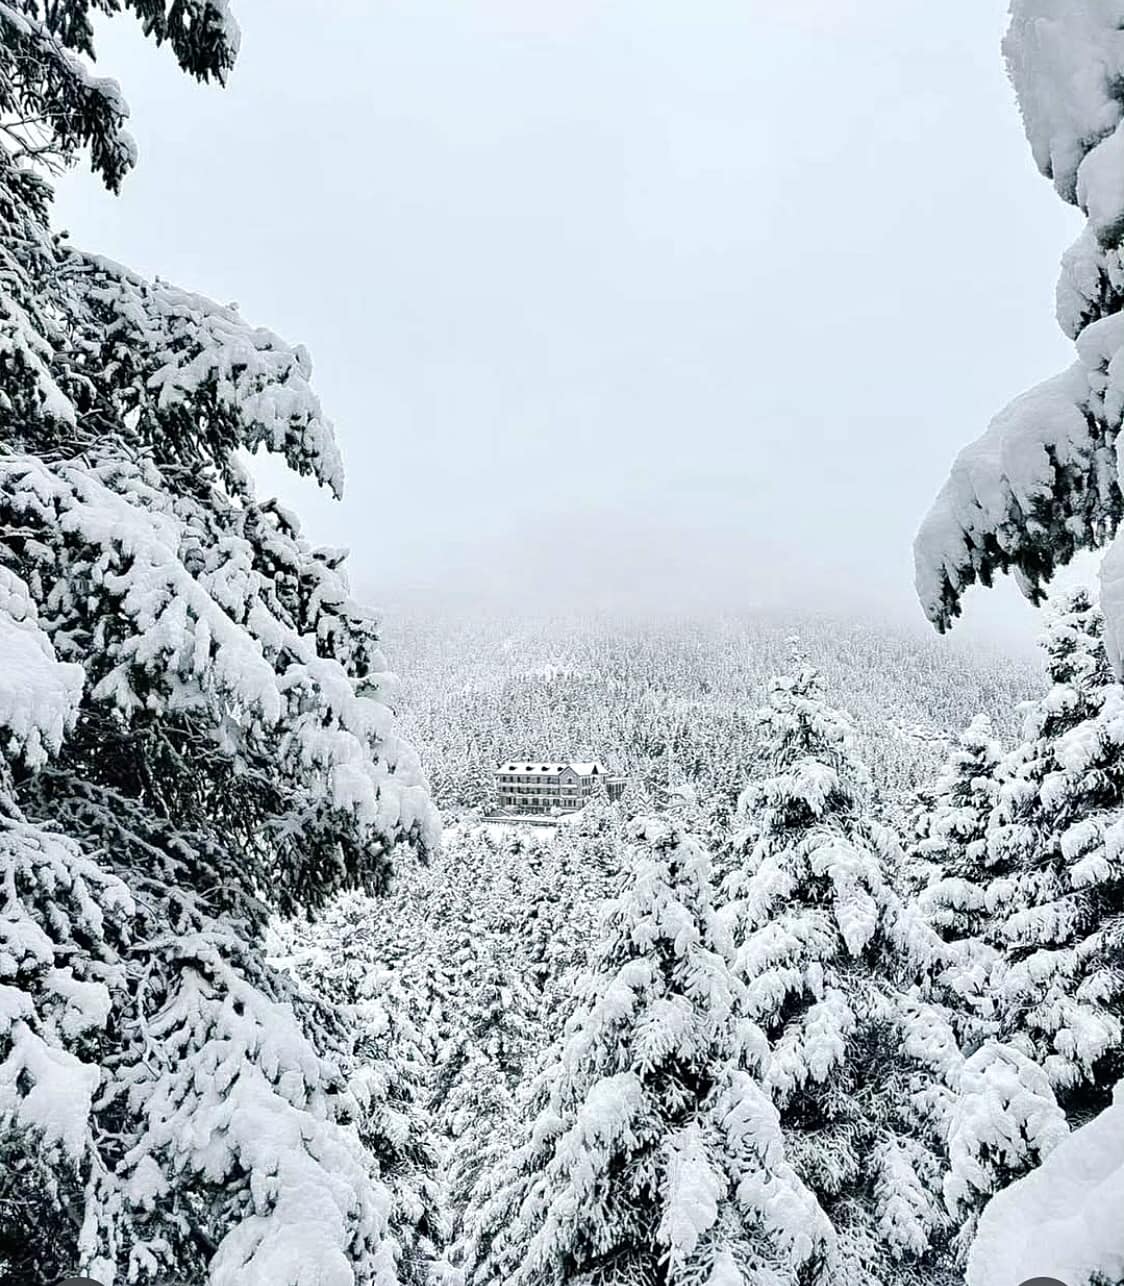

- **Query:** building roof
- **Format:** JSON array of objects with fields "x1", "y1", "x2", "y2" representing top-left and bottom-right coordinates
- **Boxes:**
[{"x1": 496, "y1": 761, "x2": 607, "y2": 776}]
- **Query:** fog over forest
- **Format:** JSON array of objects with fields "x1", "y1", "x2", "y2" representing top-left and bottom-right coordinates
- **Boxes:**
[{"x1": 52, "y1": 0, "x2": 1082, "y2": 647}]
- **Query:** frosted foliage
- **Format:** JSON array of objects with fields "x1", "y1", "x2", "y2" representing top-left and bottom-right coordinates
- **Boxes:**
[
  {"x1": 0, "y1": 4, "x2": 436, "y2": 1278},
  {"x1": 914, "y1": 2, "x2": 1124, "y2": 665},
  {"x1": 0, "y1": 452, "x2": 434, "y2": 858},
  {"x1": 980, "y1": 593, "x2": 1124, "y2": 1105},
  {"x1": 435, "y1": 945, "x2": 538, "y2": 1239},
  {"x1": 77, "y1": 257, "x2": 345, "y2": 493},
  {"x1": 0, "y1": 817, "x2": 131, "y2": 1160},
  {"x1": 462, "y1": 817, "x2": 830, "y2": 1286},
  {"x1": 943, "y1": 1043, "x2": 1069, "y2": 1223},
  {"x1": 968, "y1": 1080, "x2": 1124, "y2": 1286},
  {"x1": 0, "y1": 567, "x2": 83, "y2": 768},
  {"x1": 914, "y1": 362, "x2": 1120, "y2": 644},
  {"x1": 123, "y1": 943, "x2": 399, "y2": 1286},
  {"x1": 725, "y1": 665, "x2": 955, "y2": 1284},
  {"x1": 0, "y1": 2, "x2": 240, "y2": 189},
  {"x1": 904, "y1": 712, "x2": 1009, "y2": 1047},
  {"x1": 1004, "y1": 0, "x2": 1124, "y2": 202},
  {"x1": 0, "y1": 817, "x2": 413, "y2": 1286}
]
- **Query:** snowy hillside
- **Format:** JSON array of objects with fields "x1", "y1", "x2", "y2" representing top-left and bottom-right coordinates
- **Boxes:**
[{"x1": 382, "y1": 608, "x2": 1040, "y2": 815}]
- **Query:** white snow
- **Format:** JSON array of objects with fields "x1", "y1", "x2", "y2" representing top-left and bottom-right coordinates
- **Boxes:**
[
  {"x1": 968, "y1": 1080, "x2": 1124, "y2": 1286},
  {"x1": 1004, "y1": 0, "x2": 1124, "y2": 201},
  {"x1": 658, "y1": 1125, "x2": 723, "y2": 1265},
  {"x1": 0, "y1": 567, "x2": 83, "y2": 767},
  {"x1": 0, "y1": 1021, "x2": 100, "y2": 1162},
  {"x1": 914, "y1": 366, "x2": 1094, "y2": 631},
  {"x1": 944, "y1": 1042, "x2": 1069, "y2": 1218}
]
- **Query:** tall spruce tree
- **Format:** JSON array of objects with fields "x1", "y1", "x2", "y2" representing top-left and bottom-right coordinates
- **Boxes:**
[
  {"x1": 462, "y1": 816, "x2": 830, "y2": 1286},
  {"x1": 982, "y1": 591, "x2": 1124, "y2": 1118},
  {"x1": 0, "y1": 5, "x2": 436, "y2": 1281},
  {"x1": 902, "y1": 714, "x2": 1006, "y2": 1059},
  {"x1": 926, "y1": 591, "x2": 1123, "y2": 1253},
  {"x1": 272, "y1": 897, "x2": 450, "y2": 1286},
  {"x1": 907, "y1": 714, "x2": 1002, "y2": 944},
  {"x1": 723, "y1": 663, "x2": 955, "y2": 1286},
  {"x1": 437, "y1": 946, "x2": 540, "y2": 1253}
]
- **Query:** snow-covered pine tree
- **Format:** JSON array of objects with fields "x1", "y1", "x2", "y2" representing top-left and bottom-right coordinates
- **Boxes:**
[
  {"x1": 433, "y1": 933, "x2": 538, "y2": 1118},
  {"x1": 914, "y1": 1, "x2": 1124, "y2": 667},
  {"x1": 272, "y1": 897, "x2": 450, "y2": 1286},
  {"x1": 901, "y1": 712, "x2": 1007, "y2": 1062},
  {"x1": 907, "y1": 714, "x2": 1002, "y2": 942},
  {"x1": 723, "y1": 662, "x2": 955, "y2": 1286},
  {"x1": 436, "y1": 945, "x2": 540, "y2": 1249},
  {"x1": 980, "y1": 590, "x2": 1124, "y2": 1120},
  {"x1": 616, "y1": 775, "x2": 656, "y2": 819},
  {"x1": 462, "y1": 816, "x2": 831, "y2": 1286},
  {"x1": 929, "y1": 590, "x2": 1124, "y2": 1251},
  {"x1": 0, "y1": 6, "x2": 437, "y2": 1281}
]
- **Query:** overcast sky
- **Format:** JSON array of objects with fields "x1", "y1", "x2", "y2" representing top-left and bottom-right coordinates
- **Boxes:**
[{"x1": 55, "y1": 0, "x2": 1086, "y2": 646}]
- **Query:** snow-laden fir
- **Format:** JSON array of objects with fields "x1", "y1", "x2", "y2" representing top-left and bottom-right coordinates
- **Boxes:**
[
  {"x1": 460, "y1": 815, "x2": 830, "y2": 1286},
  {"x1": 0, "y1": 4, "x2": 435, "y2": 1282},
  {"x1": 720, "y1": 661, "x2": 957, "y2": 1286}
]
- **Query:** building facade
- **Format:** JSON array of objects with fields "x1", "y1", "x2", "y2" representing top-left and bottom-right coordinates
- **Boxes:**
[{"x1": 494, "y1": 761, "x2": 626, "y2": 815}]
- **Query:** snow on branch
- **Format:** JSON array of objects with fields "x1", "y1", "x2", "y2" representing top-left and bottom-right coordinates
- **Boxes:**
[
  {"x1": 0, "y1": 567, "x2": 83, "y2": 768},
  {"x1": 916, "y1": 0, "x2": 1124, "y2": 664},
  {"x1": 968, "y1": 1079, "x2": 1124, "y2": 1286}
]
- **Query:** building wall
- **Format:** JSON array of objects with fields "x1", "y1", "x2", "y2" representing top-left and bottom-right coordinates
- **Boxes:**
[{"x1": 494, "y1": 767, "x2": 609, "y2": 814}]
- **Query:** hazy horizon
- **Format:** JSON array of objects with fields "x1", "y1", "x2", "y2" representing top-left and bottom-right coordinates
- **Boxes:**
[{"x1": 54, "y1": 0, "x2": 1087, "y2": 652}]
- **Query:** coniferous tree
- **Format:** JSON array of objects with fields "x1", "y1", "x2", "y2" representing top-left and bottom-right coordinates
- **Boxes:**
[
  {"x1": 724, "y1": 663, "x2": 955, "y2": 1286},
  {"x1": 437, "y1": 946, "x2": 540, "y2": 1250},
  {"x1": 928, "y1": 591, "x2": 1123, "y2": 1252},
  {"x1": 273, "y1": 897, "x2": 450, "y2": 1286},
  {"x1": 907, "y1": 715, "x2": 1002, "y2": 942},
  {"x1": 981, "y1": 591, "x2": 1124, "y2": 1118},
  {"x1": 902, "y1": 715, "x2": 1005, "y2": 1064},
  {"x1": 462, "y1": 816, "x2": 830, "y2": 1286},
  {"x1": 0, "y1": 6, "x2": 436, "y2": 1280}
]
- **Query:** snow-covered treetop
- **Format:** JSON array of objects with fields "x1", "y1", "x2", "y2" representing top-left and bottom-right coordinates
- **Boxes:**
[
  {"x1": 1037, "y1": 585, "x2": 1111, "y2": 691},
  {"x1": 907, "y1": 711, "x2": 1001, "y2": 917},
  {"x1": 1007, "y1": 586, "x2": 1112, "y2": 752},
  {"x1": 736, "y1": 663, "x2": 870, "y2": 835},
  {"x1": 932, "y1": 713, "x2": 1000, "y2": 801}
]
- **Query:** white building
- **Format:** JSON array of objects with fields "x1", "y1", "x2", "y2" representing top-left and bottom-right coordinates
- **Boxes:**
[{"x1": 494, "y1": 761, "x2": 626, "y2": 815}]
